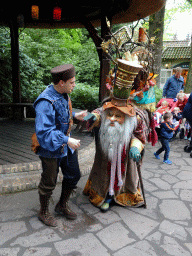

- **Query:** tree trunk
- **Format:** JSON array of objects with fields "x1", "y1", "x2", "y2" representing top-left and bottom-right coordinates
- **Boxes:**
[
  {"x1": 81, "y1": 15, "x2": 111, "y2": 102},
  {"x1": 149, "y1": 6, "x2": 166, "y2": 88},
  {"x1": 184, "y1": 36, "x2": 192, "y2": 93}
]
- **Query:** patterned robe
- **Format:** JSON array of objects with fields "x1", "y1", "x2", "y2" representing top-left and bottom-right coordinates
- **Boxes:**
[{"x1": 83, "y1": 107, "x2": 150, "y2": 207}]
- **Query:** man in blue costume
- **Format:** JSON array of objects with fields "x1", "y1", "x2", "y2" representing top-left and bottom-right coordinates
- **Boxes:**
[
  {"x1": 182, "y1": 92, "x2": 192, "y2": 155},
  {"x1": 34, "y1": 64, "x2": 87, "y2": 227},
  {"x1": 163, "y1": 67, "x2": 184, "y2": 99}
]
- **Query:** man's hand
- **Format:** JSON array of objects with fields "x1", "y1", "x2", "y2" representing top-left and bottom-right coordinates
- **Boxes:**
[
  {"x1": 88, "y1": 113, "x2": 101, "y2": 131},
  {"x1": 75, "y1": 110, "x2": 88, "y2": 121},
  {"x1": 68, "y1": 138, "x2": 81, "y2": 150}
]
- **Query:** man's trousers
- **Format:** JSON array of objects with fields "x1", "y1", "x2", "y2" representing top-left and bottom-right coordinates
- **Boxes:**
[{"x1": 38, "y1": 148, "x2": 81, "y2": 196}]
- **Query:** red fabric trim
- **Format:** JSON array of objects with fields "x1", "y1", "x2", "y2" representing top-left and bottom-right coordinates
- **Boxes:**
[{"x1": 148, "y1": 116, "x2": 158, "y2": 146}]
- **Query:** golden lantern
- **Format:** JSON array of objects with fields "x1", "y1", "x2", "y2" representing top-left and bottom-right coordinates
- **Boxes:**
[{"x1": 31, "y1": 5, "x2": 39, "y2": 20}]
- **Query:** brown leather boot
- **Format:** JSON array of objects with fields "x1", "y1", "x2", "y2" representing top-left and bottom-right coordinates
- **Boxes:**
[
  {"x1": 55, "y1": 188, "x2": 77, "y2": 220},
  {"x1": 38, "y1": 194, "x2": 57, "y2": 227}
]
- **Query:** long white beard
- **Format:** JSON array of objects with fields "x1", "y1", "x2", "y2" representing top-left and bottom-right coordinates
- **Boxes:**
[
  {"x1": 99, "y1": 111, "x2": 137, "y2": 195},
  {"x1": 99, "y1": 112, "x2": 137, "y2": 161}
]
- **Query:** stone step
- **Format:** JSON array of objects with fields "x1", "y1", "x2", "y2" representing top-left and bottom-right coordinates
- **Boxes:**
[
  {"x1": 0, "y1": 141, "x2": 95, "y2": 194},
  {"x1": 0, "y1": 141, "x2": 95, "y2": 175}
]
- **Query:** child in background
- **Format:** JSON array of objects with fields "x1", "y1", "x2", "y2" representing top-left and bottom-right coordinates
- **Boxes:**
[
  {"x1": 171, "y1": 107, "x2": 182, "y2": 140},
  {"x1": 155, "y1": 100, "x2": 170, "y2": 125},
  {"x1": 172, "y1": 107, "x2": 182, "y2": 124},
  {"x1": 184, "y1": 121, "x2": 191, "y2": 141},
  {"x1": 175, "y1": 92, "x2": 188, "y2": 112},
  {"x1": 154, "y1": 112, "x2": 175, "y2": 165}
]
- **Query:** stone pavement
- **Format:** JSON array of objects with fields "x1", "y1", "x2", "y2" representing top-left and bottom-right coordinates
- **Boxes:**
[{"x1": 1, "y1": 137, "x2": 192, "y2": 256}]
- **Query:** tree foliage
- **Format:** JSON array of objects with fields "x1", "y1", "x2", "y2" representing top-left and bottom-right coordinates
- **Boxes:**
[
  {"x1": 0, "y1": 27, "x2": 12, "y2": 102},
  {"x1": 0, "y1": 27, "x2": 100, "y2": 103},
  {"x1": 1, "y1": 2, "x2": 191, "y2": 105},
  {"x1": 164, "y1": 0, "x2": 191, "y2": 40}
]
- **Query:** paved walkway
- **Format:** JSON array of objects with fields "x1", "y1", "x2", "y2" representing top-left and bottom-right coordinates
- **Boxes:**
[{"x1": 1, "y1": 137, "x2": 192, "y2": 256}]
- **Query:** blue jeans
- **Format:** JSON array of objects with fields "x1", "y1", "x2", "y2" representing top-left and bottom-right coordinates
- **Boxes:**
[
  {"x1": 156, "y1": 137, "x2": 170, "y2": 161},
  {"x1": 59, "y1": 148, "x2": 81, "y2": 190}
]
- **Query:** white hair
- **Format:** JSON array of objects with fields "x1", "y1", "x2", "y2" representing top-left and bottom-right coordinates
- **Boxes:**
[{"x1": 99, "y1": 110, "x2": 137, "y2": 161}]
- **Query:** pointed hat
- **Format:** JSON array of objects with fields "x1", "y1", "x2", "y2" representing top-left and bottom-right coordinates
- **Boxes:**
[{"x1": 103, "y1": 59, "x2": 143, "y2": 116}]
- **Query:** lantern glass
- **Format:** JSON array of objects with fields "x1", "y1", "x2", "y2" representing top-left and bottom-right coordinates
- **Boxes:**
[
  {"x1": 53, "y1": 7, "x2": 61, "y2": 21},
  {"x1": 31, "y1": 5, "x2": 39, "y2": 20}
]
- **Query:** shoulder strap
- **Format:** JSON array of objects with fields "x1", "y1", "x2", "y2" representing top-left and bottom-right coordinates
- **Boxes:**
[
  {"x1": 31, "y1": 133, "x2": 40, "y2": 154},
  {"x1": 66, "y1": 96, "x2": 73, "y2": 136}
]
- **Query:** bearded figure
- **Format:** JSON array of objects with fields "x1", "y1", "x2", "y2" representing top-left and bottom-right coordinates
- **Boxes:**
[{"x1": 83, "y1": 59, "x2": 157, "y2": 212}]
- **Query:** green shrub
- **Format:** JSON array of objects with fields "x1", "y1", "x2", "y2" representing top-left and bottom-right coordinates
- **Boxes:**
[
  {"x1": 154, "y1": 85, "x2": 163, "y2": 104},
  {"x1": 70, "y1": 83, "x2": 99, "y2": 111}
]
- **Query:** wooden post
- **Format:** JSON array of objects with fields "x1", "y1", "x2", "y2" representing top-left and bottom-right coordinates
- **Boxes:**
[{"x1": 10, "y1": 16, "x2": 21, "y2": 103}]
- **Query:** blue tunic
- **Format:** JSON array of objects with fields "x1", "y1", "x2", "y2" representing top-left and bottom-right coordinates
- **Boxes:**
[
  {"x1": 163, "y1": 75, "x2": 184, "y2": 99},
  {"x1": 34, "y1": 84, "x2": 75, "y2": 158}
]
